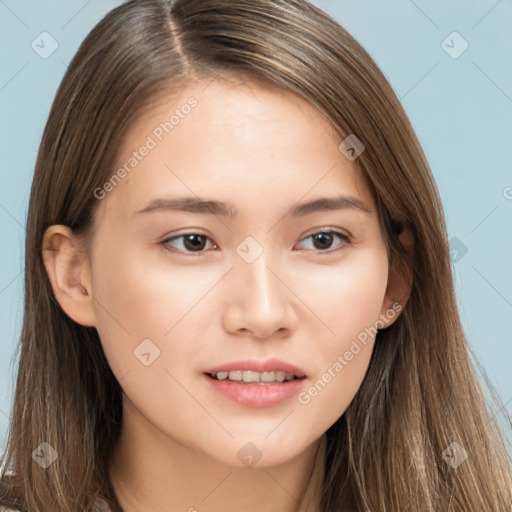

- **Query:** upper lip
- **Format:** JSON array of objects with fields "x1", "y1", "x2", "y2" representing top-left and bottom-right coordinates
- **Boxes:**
[{"x1": 204, "y1": 357, "x2": 307, "y2": 377}]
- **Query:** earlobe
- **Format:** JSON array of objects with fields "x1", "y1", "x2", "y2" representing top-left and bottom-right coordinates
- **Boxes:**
[
  {"x1": 378, "y1": 227, "x2": 414, "y2": 329},
  {"x1": 42, "y1": 225, "x2": 97, "y2": 327}
]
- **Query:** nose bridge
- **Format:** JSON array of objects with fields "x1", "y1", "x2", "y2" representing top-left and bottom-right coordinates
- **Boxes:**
[
  {"x1": 242, "y1": 248, "x2": 279, "y2": 305},
  {"x1": 225, "y1": 239, "x2": 295, "y2": 337}
]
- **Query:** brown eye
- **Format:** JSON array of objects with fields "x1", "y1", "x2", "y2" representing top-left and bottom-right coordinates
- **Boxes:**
[
  {"x1": 297, "y1": 230, "x2": 350, "y2": 255},
  {"x1": 161, "y1": 233, "x2": 217, "y2": 254},
  {"x1": 312, "y1": 232, "x2": 335, "y2": 250}
]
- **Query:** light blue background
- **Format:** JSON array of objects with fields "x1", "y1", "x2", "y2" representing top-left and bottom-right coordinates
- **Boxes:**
[{"x1": 1, "y1": 0, "x2": 511, "y2": 454}]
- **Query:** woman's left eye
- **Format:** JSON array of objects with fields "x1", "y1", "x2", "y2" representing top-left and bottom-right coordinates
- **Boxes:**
[
  {"x1": 161, "y1": 230, "x2": 350, "y2": 255},
  {"x1": 296, "y1": 230, "x2": 351, "y2": 254}
]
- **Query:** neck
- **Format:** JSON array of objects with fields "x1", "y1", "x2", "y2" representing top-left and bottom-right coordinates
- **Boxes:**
[{"x1": 108, "y1": 396, "x2": 326, "y2": 512}]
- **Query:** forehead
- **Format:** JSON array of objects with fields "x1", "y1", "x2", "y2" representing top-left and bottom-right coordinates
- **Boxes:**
[{"x1": 93, "y1": 77, "x2": 372, "y2": 225}]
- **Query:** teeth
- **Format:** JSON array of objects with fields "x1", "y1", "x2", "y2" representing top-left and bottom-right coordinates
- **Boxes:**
[
  {"x1": 212, "y1": 370, "x2": 298, "y2": 383},
  {"x1": 275, "y1": 371, "x2": 286, "y2": 382},
  {"x1": 242, "y1": 370, "x2": 260, "y2": 383}
]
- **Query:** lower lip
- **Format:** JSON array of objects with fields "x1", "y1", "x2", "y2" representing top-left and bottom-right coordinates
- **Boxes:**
[{"x1": 203, "y1": 374, "x2": 307, "y2": 408}]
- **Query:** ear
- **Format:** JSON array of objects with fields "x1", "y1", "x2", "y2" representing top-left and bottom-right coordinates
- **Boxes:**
[
  {"x1": 42, "y1": 225, "x2": 97, "y2": 327},
  {"x1": 378, "y1": 227, "x2": 414, "y2": 329}
]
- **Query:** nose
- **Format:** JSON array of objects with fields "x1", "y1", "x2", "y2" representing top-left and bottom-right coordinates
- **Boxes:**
[{"x1": 221, "y1": 250, "x2": 298, "y2": 339}]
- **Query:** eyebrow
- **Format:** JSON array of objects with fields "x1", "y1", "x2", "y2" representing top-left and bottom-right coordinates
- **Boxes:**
[{"x1": 134, "y1": 195, "x2": 372, "y2": 218}]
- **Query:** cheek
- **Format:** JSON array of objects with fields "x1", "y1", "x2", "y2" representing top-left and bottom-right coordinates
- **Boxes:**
[
  {"x1": 294, "y1": 245, "x2": 389, "y2": 341},
  {"x1": 293, "y1": 246, "x2": 388, "y2": 424},
  {"x1": 90, "y1": 246, "x2": 219, "y2": 375}
]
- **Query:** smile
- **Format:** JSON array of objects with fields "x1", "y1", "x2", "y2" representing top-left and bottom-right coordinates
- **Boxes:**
[{"x1": 207, "y1": 370, "x2": 304, "y2": 383}]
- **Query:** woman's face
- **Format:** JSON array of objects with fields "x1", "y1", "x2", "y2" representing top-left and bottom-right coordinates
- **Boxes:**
[{"x1": 68, "y1": 77, "x2": 398, "y2": 467}]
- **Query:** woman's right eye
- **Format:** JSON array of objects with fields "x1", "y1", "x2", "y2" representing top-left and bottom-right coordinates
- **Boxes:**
[{"x1": 160, "y1": 233, "x2": 218, "y2": 254}]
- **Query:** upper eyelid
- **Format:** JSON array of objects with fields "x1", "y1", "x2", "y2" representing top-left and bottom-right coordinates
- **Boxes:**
[{"x1": 300, "y1": 228, "x2": 350, "y2": 240}]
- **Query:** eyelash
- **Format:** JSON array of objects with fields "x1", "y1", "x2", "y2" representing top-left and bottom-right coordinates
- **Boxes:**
[{"x1": 160, "y1": 229, "x2": 351, "y2": 256}]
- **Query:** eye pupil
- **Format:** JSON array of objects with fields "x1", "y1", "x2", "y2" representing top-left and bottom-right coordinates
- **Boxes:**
[
  {"x1": 314, "y1": 232, "x2": 333, "y2": 249},
  {"x1": 184, "y1": 234, "x2": 206, "y2": 251}
]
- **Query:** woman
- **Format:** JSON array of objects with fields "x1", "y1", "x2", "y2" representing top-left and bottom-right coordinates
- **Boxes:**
[{"x1": 1, "y1": 0, "x2": 511, "y2": 510}]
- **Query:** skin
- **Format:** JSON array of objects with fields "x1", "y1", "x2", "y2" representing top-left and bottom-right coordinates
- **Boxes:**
[{"x1": 42, "y1": 76, "x2": 412, "y2": 511}]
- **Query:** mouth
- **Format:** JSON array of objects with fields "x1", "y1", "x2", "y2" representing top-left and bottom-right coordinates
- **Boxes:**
[
  {"x1": 203, "y1": 357, "x2": 307, "y2": 385},
  {"x1": 202, "y1": 361, "x2": 308, "y2": 408},
  {"x1": 205, "y1": 370, "x2": 307, "y2": 385}
]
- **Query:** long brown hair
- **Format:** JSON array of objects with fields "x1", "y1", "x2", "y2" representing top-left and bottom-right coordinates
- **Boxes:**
[{"x1": 1, "y1": 0, "x2": 511, "y2": 510}]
